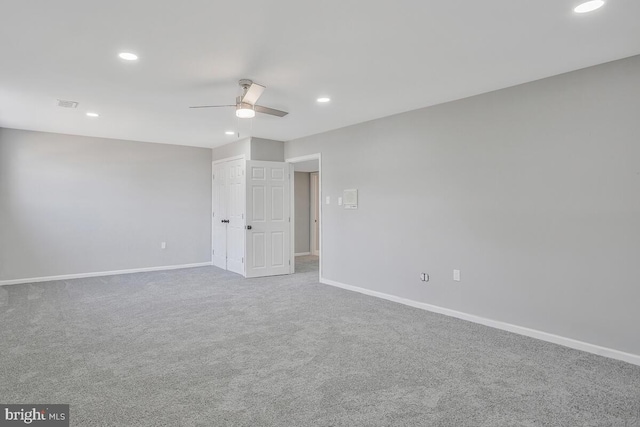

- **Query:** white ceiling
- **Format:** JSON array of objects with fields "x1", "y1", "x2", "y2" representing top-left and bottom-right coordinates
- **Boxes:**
[{"x1": 1, "y1": 1, "x2": 639, "y2": 148}]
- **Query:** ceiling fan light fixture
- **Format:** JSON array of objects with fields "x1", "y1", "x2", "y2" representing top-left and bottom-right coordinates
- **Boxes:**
[
  {"x1": 574, "y1": 0, "x2": 605, "y2": 13},
  {"x1": 236, "y1": 106, "x2": 255, "y2": 119},
  {"x1": 189, "y1": 80, "x2": 287, "y2": 117},
  {"x1": 118, "y1": 52, "x2": 138, "y2": 61}
]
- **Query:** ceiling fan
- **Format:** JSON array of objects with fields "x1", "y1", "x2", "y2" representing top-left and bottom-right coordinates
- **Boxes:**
[{"x1": 189, "y1": 79, "x2": 288, "y2": 118}]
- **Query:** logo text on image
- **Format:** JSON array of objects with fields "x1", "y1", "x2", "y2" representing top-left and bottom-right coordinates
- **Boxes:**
[{"x1": 0, "y1": 405, "x2": 69, "y2": 426}]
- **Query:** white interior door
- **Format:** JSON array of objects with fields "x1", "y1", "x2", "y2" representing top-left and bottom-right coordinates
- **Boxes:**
[
  {"x1": 245, "y1": 161, "x2": 292, "y2": 278},
  {"x1": 226, "y1": 159, "x2": 245, "y2": 275},
  {"x1": 310, "y1": 172, "x2": 320, "y2": 256},
  {"x1": 212, "y1": 162, "x2": 227, "y2": 269}
]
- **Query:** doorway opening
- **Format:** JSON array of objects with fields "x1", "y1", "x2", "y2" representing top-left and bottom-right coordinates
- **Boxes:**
[{"x1": 287, "y1": 154, "x2": 321, "y2": 280}]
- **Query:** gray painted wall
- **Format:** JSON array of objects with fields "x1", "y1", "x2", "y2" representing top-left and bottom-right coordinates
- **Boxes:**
[
  {"x1": 211, "y1": 138, "x2": 251, "y2": 161},
  {"x1": 284, "y1": 55, "x2": 640, "y2": 356},
  {"x1": 211, "y1": 137, "x2": 284, "y2": 162},
  {"x1": 251, "y1": 138, "x2": 284, "y2": 162},
  {"x1": 295, "y1": 172, "x2": 311, "y2": 254},
  {"x1": 0, "y1": 128, "x2": 212, "y2": 281}
]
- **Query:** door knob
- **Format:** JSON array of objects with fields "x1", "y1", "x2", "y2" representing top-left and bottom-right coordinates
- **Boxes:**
[{"x1": 246, "y1": 225, "x2": 252, "y2": 230}]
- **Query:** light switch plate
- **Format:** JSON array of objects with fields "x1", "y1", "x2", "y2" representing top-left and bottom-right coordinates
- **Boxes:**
[
  {"x1": 453, "y1": 269, "x2": 461, "y2": 281},
  {"x1": 338, "y1": 197, "x2": 343, "y2": 206},
  {"x1": 325, "y1": 196, "x2": 331, "y2": 205}
]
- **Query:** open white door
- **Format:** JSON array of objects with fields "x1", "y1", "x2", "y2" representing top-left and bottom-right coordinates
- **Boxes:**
[
  {"x1": 245, "y1": 160, "x2": 292, "y2": 278},
  {"x1": 226, "y1": 159, "x2": 245, "y2": 275},
  {"x1": 212, "y1": 162, "x2": 227, "y2": 269},
  {"x1": 212, "y1": 158, "x2": 246, "y2": 275}
]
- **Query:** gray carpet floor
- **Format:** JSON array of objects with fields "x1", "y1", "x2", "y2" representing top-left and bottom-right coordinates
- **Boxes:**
[{"x1": 1, "y1": 255, "x2": 640, "y2": 426}]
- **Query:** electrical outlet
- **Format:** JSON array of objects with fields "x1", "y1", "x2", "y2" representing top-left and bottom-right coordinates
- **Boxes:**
[
  {"x1": 453, "y1": 269, "x2": 461, "y2": 281},
  {"x1": 420, "y1": 273, "x2": 429, "y2": 282},
  {"x1": 161, "y1": 242, "x2": 166, "y2": 249}
]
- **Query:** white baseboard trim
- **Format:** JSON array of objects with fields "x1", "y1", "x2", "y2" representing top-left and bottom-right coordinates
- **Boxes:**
[
  {"x1": 320, "y1": 277, "x2": 640, "y2": 367},
  {"x1": 295, "y1": 252, "x2": 311, "y2": 256},
  {"x1": 0, "y1": 262, "x2": 213, "y2": 286}
]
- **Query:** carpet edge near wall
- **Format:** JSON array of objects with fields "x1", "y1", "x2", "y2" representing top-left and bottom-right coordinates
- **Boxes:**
[
  {"x1": 0, "y1": 262, "x2": 213, "y2": 286},
  {"x1": 319, "y1": 276, "x2": 640, "y2": 367}
]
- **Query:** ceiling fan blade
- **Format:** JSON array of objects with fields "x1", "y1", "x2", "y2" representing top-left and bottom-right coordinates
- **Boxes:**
[
  {"x1": 241, "y1": 83, "x2": 265, "y2": 105},
  {"x1": 254, "y1": 105, "x2": 288, "y2": 117},
  {"x1": 189, "y1": 105, "x2": 235, "y2": 109}
]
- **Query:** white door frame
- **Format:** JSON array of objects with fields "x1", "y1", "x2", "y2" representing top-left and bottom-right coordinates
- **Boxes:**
[
  {"x1": 211, "y1": 155, "x2": 245, "y2": 267},
  {"x1": 285, "y1": 153, "x2": 322, "y2": 279},
  {"x1": 310, "y1": 172, "x2": 320, "y2": 257}
]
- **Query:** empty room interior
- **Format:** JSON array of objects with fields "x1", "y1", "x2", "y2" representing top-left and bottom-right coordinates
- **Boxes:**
[{"x1": 1, "y1": 1, "x2": 640, "y2": 425}]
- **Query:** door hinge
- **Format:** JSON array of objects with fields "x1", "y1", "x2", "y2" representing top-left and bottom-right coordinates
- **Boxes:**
[
  {"x1": 212, "y1": 211, "x2": 215, "y2": 218},
  {"x1": 212, "y1": 173, "x2": 215, "y2": 180},
  {"x1": 288, "y1": 217, "x2": 291, "y2": 222},
  {"x1": 289, "y1": 259, "x2": 291, "y2": 265},
  {"x1": 212, "y1": 249, "x2": 214, "y2": 254},
  {"x1": 242, "y1": 257, "x2": 244, "y2": 263}
]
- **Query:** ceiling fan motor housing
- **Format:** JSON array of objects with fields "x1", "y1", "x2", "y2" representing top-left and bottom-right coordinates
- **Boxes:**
[{"x1": 239, "y1": 79, "x2": 253, "y2": 92}]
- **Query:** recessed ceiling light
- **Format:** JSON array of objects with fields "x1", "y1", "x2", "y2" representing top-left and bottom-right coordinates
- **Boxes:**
[
  {"x1": 317, "y1": 97, "x2": 331, "y2": 103},
  {"x1": 118, "y1": 52, "x2": 138, "y2": 61},
  {"x1": 86, "y1": 112, "x2": 99, "y2": 118},
  {"x1": 574, "y1": 0, "x2": 605, "y2": 13},
  {"x1": 225, "y1": 131, "x2": 235, "y2": 135}
]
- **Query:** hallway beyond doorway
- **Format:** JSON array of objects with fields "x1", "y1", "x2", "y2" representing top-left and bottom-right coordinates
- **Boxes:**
[{"x1": 295, "y1": 255, "x2": 319, "y2": 274}]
